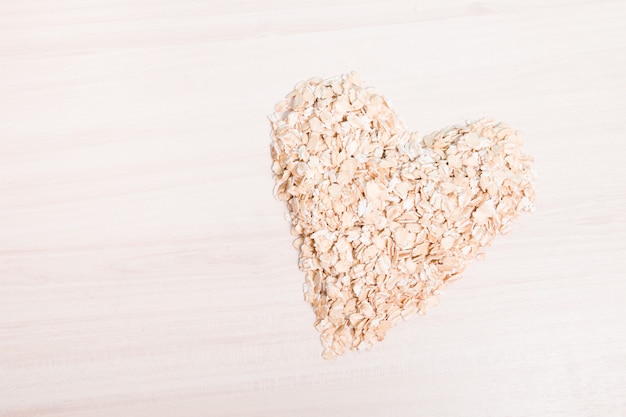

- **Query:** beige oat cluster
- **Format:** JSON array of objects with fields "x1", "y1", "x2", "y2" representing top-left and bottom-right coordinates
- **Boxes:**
[{"x1": 269, "y1": 72, "x2": 535, "y2": 359}]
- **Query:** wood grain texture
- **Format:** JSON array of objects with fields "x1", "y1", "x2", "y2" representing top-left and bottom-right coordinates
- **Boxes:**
[{"x1": 1, "y1": 1, "x2": 625, "y2": 416}]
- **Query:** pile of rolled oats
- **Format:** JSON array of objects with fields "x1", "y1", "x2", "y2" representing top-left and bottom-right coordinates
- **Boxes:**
[{"x1": 269, "y1": 72, "x2": 535, "y2": 359}]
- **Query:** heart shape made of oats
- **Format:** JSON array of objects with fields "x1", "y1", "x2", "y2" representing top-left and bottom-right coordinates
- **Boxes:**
[{"x1": 269, "y1": 72, "x2": 535, "y2": 359}]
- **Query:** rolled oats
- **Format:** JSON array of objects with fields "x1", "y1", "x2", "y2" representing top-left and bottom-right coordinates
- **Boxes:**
[{"x1": 269, "y1": 72, "x2": 536, "y2": 359}]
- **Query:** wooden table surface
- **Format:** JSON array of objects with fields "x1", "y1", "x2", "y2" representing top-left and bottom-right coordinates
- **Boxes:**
[{"x1": 2, "y1": 1, "x2": 626, "y2": 416}]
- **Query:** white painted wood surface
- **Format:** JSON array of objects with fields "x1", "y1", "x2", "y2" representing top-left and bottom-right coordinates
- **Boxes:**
[{"x1": 1, "y1": 1, "x2": 625, "y2": 415}]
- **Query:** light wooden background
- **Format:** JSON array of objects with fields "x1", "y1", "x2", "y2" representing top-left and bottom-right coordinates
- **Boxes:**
[{"x1": 1, "y1": 1, "x2": 625, "y2": 416}]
